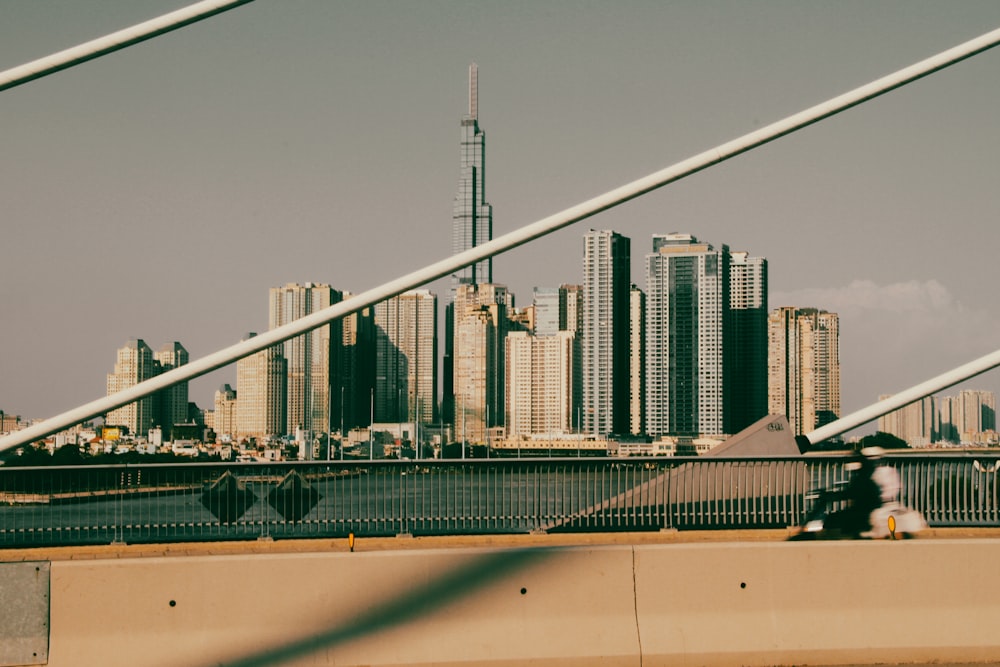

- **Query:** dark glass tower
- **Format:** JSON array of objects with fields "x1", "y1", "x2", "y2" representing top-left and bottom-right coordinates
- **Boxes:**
[{"x1": 582, "y1": 229, "x2": 631, "y2": 437}]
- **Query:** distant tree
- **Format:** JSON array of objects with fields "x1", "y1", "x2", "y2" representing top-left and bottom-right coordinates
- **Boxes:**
[
  {"x1": 51, "y1": 444, "x2": 84, "y2": 465},
  {"x1": 856, "y1": 431, "x2": 909, "y2": 450},
  {"x1": 807, "y1": 436, "x2": 846, "y2": 452},
  {"x1": 1, "y1": 445, "x2": 52, "y2": 467}
]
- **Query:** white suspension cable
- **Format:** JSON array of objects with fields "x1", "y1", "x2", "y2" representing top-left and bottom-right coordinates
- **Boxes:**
[
  {"x1": 805, "y1": 349, "x2": 1000, "y2": 445},
  {"x1": 0, "y1": 0, "x2": 255, "y2": 92}
]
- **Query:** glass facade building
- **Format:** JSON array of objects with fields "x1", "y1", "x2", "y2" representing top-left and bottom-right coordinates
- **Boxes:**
[
  {"x1": 582, "y1": 230, "x2": 631, "y2": 437},
  {"x1": 451, "y1": 63, "x2": 493, "y2": 293}
]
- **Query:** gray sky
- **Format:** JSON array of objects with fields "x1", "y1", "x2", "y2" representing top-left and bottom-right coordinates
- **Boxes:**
[{"x1": 2, "y1": 1, "x2": 999, "y2": 437}]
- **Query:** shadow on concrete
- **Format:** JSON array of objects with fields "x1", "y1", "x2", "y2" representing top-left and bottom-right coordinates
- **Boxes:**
[{"x1": 209, "y1": 546, "x2": 552, "y2": 667}]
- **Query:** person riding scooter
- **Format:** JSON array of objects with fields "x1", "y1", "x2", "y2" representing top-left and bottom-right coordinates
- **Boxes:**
[
  {"x1": 794, "y1": 446, "x2": 924, "y2": 540},
  {"x1": 823, "y1": 446, "x2": 896, "y2": 538}
]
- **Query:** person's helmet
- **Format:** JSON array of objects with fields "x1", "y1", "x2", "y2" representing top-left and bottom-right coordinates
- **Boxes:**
[{"x1": 860, "y1": 446, "x2": 886, "y2": 459}]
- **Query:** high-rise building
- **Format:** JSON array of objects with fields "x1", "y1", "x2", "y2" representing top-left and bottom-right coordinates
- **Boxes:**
[
  {"x1": 582, "y1": 230, "x2": 631, "y2": 437},
  {"x1": 451, "y1": 62, "x2": 493, "y2": 293},
  {"x1": 940, "y1": 390, "x2": 997, "y2": 443},
  {"x1": 645, "y1": 234, "x2": 728, "y2": 438},
  {"x1": 453, "y1": 283, "x2": 509, "y2": 444},
  {"x1": 559, "y1": 283, "x2": 584, "y2": 426},
  {"x1": 445, "y1": 63, "x2": 494, "y2": 427},
  {"x1": 214, "y1": 384, "x2": 237, "y2": 439},
  {"x1": 106, "y1": 339, "x2": 156, "y2": 436},
  {"x1": 877, "y1": 394, "x2": 936, "y2": 447},
  {"x1": 235, "y1": 332, "x2": 286, "y2": 440},
  {"x1": 153, "y1": 342, "x2": 189, "y2": 439},
  {"x1": 340, "y1": 293, "x2": 375, "y2": 433},
  {"x1": 629, "y1": 284, "x2": 645, "y2": 436},
  {"x1": 768, "y1": 307, "x2": 841, "y2": 436},
  {"x1": 455, "y1": 307, "x2": 495, "y2": 445},
  {"x1": 533, "y1": 287, "x2": 560, "y2": 336},
  {"x1": 505, "y1": 331, "x2": 577, "y2": 436},
  {"x1": 727, "y1": 251, "x2": 768, "y2": 433},
  {"x1": 268, "y1": 282, "x2": 342, "y2": 440},
  {"x1": 374, "y1": 290, "x2": 437, "y2": 427},
  {"x1": 560, "y1": 284, "x2": 583, "y2": 335},
  {"x1": 644, "y1": 234, "x2": 767, "y2": 437}
]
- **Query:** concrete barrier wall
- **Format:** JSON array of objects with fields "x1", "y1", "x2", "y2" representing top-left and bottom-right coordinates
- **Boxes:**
[
  {"x1": 26, "y1": 539, "x2": 1000, "y2": 666},
  {"x1": 635, "y1": 540, "x2": 1000, "y2": 666}
]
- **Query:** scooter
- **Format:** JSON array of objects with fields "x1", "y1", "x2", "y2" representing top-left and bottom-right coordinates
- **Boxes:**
[{"x1": 791, "y1": 481, "x2": 928, "y2": 540}]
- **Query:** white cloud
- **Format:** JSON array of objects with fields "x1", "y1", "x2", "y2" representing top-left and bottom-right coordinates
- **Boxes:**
[
  {"x1": 771, "y1": 279, "x2": 956, "y2": 317},
  {"x1": 770, "y1": 279, "x2": 1000, "y2": 431}
]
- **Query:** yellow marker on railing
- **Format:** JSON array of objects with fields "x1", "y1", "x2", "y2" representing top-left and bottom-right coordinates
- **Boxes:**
[
  {"x1": 348, "y1": 532, "x2": 355, "y2": 552},
  {"x1": 888, "y1": 515, "x2": 897, "y2": 540}
]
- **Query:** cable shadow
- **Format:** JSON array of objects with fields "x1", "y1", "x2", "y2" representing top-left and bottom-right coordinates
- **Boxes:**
[{"x1": 211, "y1": 546, "x2": 553, "y2": 667}]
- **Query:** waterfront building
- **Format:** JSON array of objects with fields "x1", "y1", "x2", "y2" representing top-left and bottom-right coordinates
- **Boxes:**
[
  {"x1": 582, "y1": 230, "x2": 631, "y2": 437},
  {"x1": 645, "y1": 234, "x2": 726, "y2": 437},
  {"x1": 505, "y1": 330, "x2": 577, "y2": 437},
  {"x1": 768, "y1": 307, "x2": 841, "y2": 436},
  {"x1": 153, "y1": 342, "x2": 189, "y2": 440},
  {"x1": 106, "y1": 339, "x2": 156, "y2": 436},
  {"x1": 728, "y1": 251, "x2": 769, "y2": 433},
  {"x1": 268, "y1": 282, "x2": 342, "y2": 441},
  {"x1": 940, "y1": 390, "x2": 996, "y2": 444},
  {"x1": 0, "y1": 412, "x2": 21, "y2": 435},
  {"x1": 629, "y1": 284, "x2": 645, "y2": 436},
  {"x1": 213, "y1": 384, "x2": 237, "y2": 439},
  {"x1": 373, "y1": 290, "x2": 437, "y2": 428},
  {"x1": 877, "y1": 394, "x2": 936, "y2": 447},
  {"x1": 340, "y1": 293, "x2": 375, "y2": 432},
  {"x1": 455, "y1": 307, "x2": 495, "y2": 445},
  {"x1": 453, "y1": 283, "x2": 509, "y2": 444},
  {"x1": 445, "y1": 63, "x2": 494, "y2": 425},
  {"x1": 235, "y1": 332, "x2": 286, "y2": 440},
  {"x1": 644, "y1": 235, "x2": 767, "y2": 437}
]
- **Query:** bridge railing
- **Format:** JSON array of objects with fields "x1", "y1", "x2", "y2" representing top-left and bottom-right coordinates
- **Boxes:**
[{"x1": 0, "y1": 454, "x2": 996, "y2": 548}]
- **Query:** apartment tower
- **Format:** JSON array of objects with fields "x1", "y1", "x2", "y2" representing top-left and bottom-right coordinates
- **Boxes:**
[
  {"x1": 767, "y1": 307, "x2": 841, "y2": 436},
  {"x1": 106, "y1": 339, "x2": 156, "y2": 436},
  {"x1": 582, "y1": 230, "x2": 631, "y2": 437},
  {"x1": 453, "y1": 283, "x2": 509, "y2": 444},
  {"x1": 152, "y1": 342, "x2": 190, "y2": 439},
  {"x1": 629, "y1": 284, "x2": 645, "y2": 436},
  {"x1": 728, "y1": 251, "x2": 768, "y2": 433},
  {"x1": 235, "y1": 332, "x2": 287, "y2": 440},
  {"x1": 268, "y1": 282, "x2": 342, "y2": 440},
  {"x1": 373, "y1": 290, "x2": 437, "y2": 427},
  {"x1": 505, "y1": 331, "x2": 578, "y2": 437},
  {"x1": 645, "y1": 234, "x2": 729, "y2": 437}
]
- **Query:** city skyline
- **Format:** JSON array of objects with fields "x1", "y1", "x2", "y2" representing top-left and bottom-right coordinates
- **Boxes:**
[
  {"x1": 83, "y1": 271, "x2": 998, "y2": 448},
  {"x1": 2, "y1": 2, "x2": 1000, "y2": 434}
]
